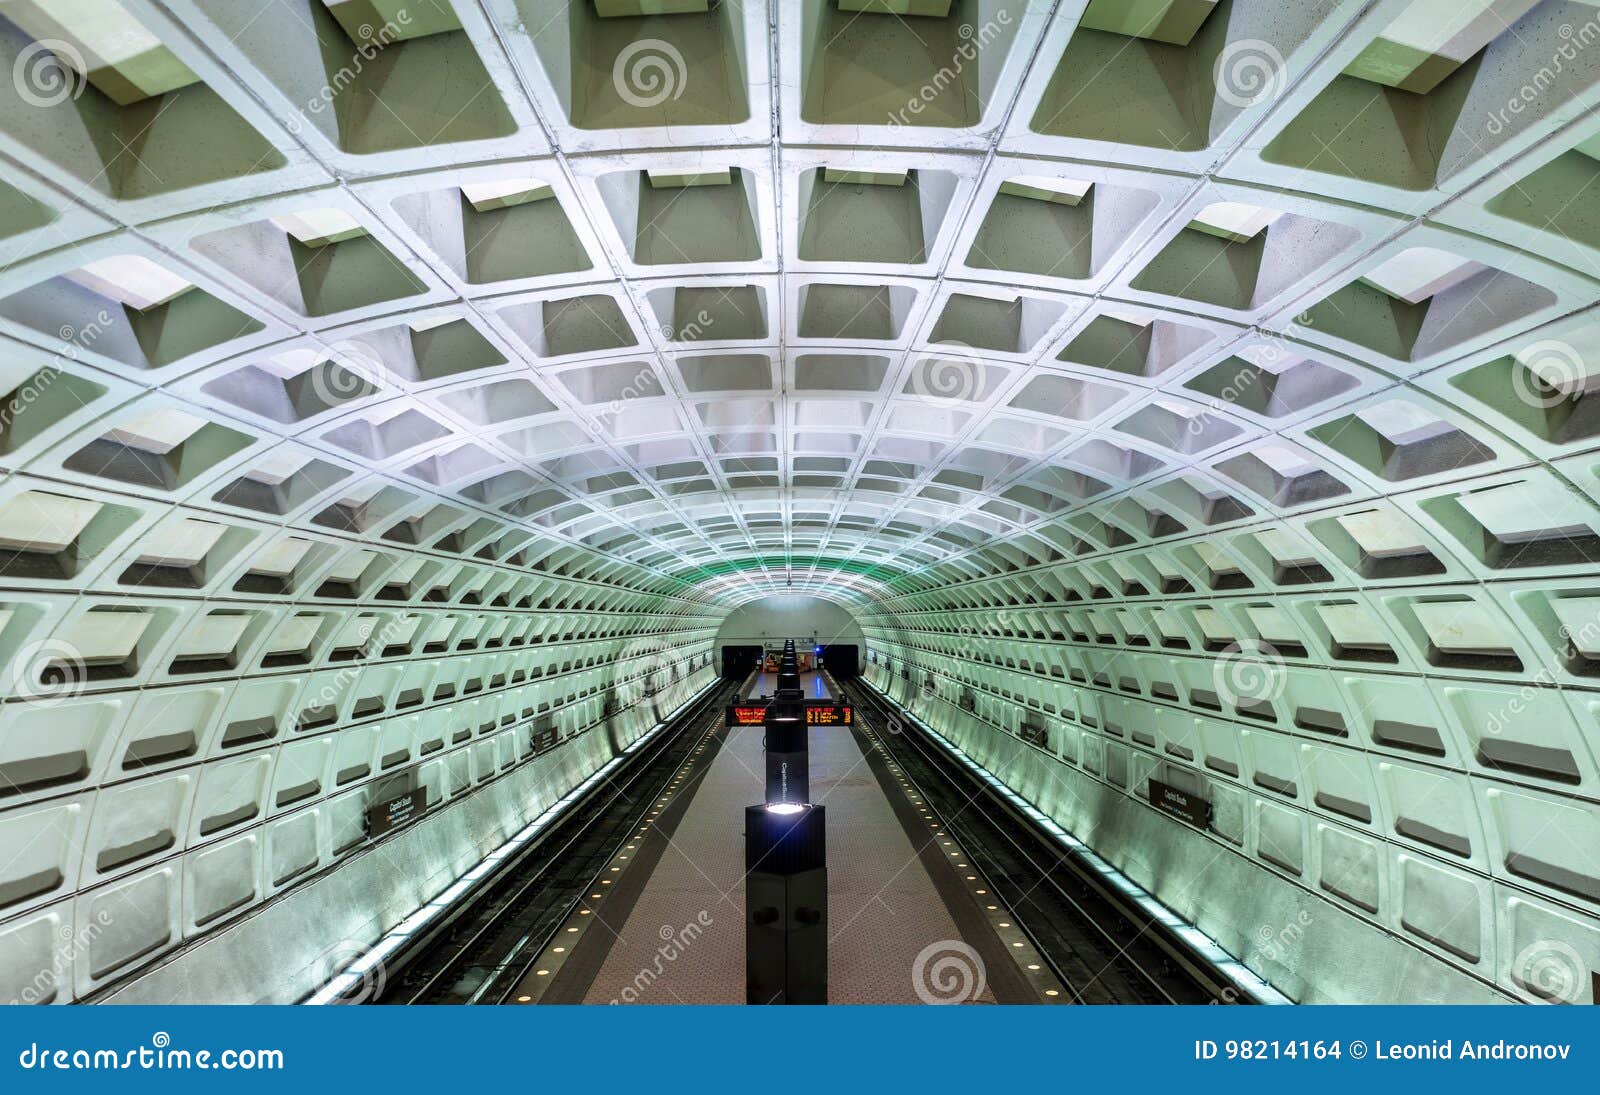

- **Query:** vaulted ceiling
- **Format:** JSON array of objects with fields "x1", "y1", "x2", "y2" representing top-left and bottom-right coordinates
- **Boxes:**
[{"x1": 3, "y1": 0, "x2": 1600, "y2": 1004}]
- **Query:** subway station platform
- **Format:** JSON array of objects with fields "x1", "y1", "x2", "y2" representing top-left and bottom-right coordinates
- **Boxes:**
[
  {"x1": 740, "y1": 667, "x2": 839, "y2": 703},
  {"x1": 4, "y1": 0, "x2": 1586, "y2": 1015},
  {"x1": 531, "y1": 708, "x2": 1048, "y2": 1005}
]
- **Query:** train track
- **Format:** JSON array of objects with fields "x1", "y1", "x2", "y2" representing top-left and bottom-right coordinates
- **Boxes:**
[
  {"x1": 373, "y1": 682, "x2": 733, "y2": 1004},
  {"x1": 851, "y1": 682, "x2": 1245, "y2": 1005}
]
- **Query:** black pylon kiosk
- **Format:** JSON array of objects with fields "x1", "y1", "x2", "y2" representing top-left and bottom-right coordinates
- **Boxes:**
[
  {"x1": 763, "y1": 700, "x2": 808, "y2": 806},
  {"x1": 744, "y1": 802, "x2": 827, "y2": 1004},
  {"x1": 746, "y1": 642, "x2": 828, "y2": 1004}
]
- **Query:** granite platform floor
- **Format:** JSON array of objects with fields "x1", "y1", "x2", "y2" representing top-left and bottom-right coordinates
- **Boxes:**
[{"x1": 578, "y1": 719, "x2": 996, "y2": 1004}]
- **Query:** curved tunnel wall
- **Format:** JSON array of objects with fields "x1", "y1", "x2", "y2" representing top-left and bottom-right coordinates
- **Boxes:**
[
  {"x1": 0, "y1": 0, "x2": 1597, "y2": 1006},
  {"x1": 864, "y1": 647, "x2": 1513, "y2": 1005},
  {"x1": 858, "y1": 540, "x2": 1600, "y2": 1005},
  {"x1": 0, "y1": 549, "x2": 721, "y2": 1003}
]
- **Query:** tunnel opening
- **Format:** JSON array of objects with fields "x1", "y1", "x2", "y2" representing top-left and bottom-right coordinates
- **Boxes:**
[{"x1": 714, "y1": 594, "x2": 864, "y2": 682}]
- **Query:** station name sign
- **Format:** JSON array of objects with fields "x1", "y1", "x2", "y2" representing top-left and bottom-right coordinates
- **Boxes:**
[
  {"x1": 367, "y1": 786, "x2": 427, "y2": 838},
  {"x1": 725, "y1": 704, "x2": 854, "y2": 727},
  {"x1": 1147, "y1": 778, "x2": 1210, "y2": 830}
]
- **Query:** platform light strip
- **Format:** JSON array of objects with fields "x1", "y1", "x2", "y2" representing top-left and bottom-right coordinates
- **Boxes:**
[
  {"x1": 863, "y1": 680, "x2": 1290, "y2": 1006},
  {"x1": 305, "y1": 680, "x2": 719, "y2": 1005}
]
